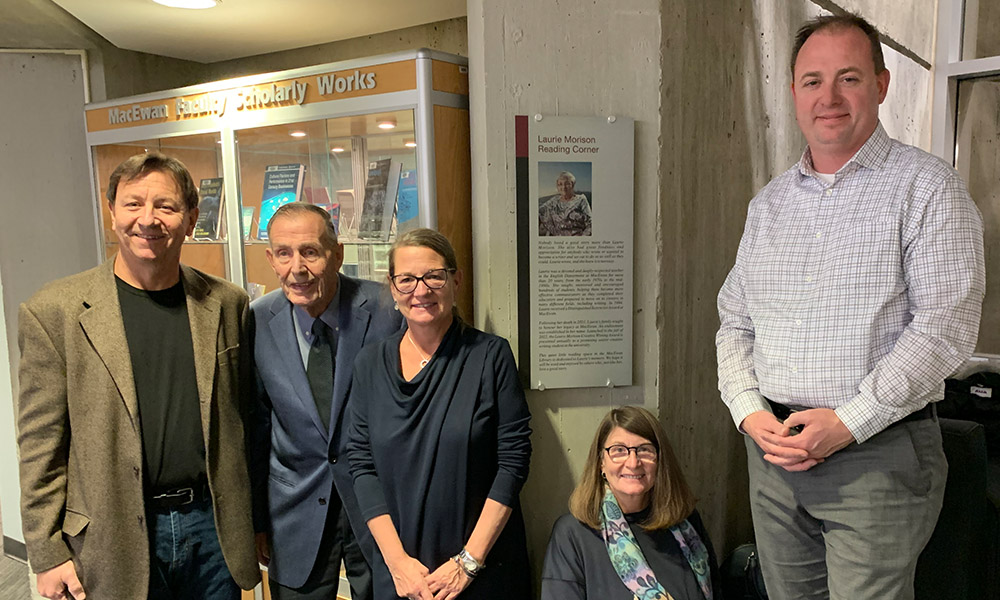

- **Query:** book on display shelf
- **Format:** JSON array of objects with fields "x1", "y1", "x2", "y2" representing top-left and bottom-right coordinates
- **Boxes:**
[
  {"x1": 304, "y1": 187, "x2": 341, "y2": 234},
  {"x1": 358, "y1": 158, "x2": 401, "y2": 241},
  {"x1": 316, "y1": 203, "x2": 341, "y2": 234},
  {"x1": 303, "y1": 186, "x2": 331, "y2": 205},
  {"x1": 257, "y1": 164, "x2": 306, "y2": 241},
  {"x1": 396, "y1": 169, "x2": 419, "y2": 231},
  {"x1": 241, "y1": 206, "x2": 255, "y2": 240},
  {"x1": 336, "y1": 189, "x2": 355, "y2": 233},
  {"x1": 192, "y1": 177, "x2": 224, "y2": 240}
]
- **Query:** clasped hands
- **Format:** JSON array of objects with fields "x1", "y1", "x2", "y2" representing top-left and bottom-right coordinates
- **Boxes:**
[
  {"x1": 388, "y1": 552, "x2": 472, "y2": 600},
  {"x1": 741, "y1": 408, "x2": 855, "y2": 472}
]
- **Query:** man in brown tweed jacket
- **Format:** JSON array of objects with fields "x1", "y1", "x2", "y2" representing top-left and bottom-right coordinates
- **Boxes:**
[{"x1": 17, "y1": 152, "x2": 259, "y2": 599}]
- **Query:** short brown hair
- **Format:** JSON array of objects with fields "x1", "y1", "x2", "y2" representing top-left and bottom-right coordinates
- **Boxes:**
[
  {"x1": 105, "y1": 152, "x2": 199, "y2": 212},
  {"x1": 569, "y1": 406, "x2": 696, "y2": 530},
  {"x1": 267, "y1": 202, "x2": 339, "y2": 248},
  {"x1": 790, "y1": 13, "x2": 886, "y2": 77}
]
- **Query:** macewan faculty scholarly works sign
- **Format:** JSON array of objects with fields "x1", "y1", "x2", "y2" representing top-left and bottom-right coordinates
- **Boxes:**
[
  {"x1": 85, "y1": 60, "x2": 418, "y2": 133},
  {"x1": 516, "y1": 115, "x2": 634, "y2": 390}
]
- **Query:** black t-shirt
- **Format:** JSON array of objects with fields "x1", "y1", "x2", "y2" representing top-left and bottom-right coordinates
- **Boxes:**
[{"x1": 116, "y1": 275, "x2": 205, "y2": 490}]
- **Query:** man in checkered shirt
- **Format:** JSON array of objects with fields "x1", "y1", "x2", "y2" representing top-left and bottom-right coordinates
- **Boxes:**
[{"x1": 716, "y1": 13, "x2": 985, "y2": 600}]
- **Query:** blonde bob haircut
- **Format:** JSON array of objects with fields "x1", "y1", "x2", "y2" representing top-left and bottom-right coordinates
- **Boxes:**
[{"x1": 569, "y1": 406, "x2": 696, "y2": 530}]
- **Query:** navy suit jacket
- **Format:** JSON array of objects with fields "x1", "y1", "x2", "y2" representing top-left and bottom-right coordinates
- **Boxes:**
[{"x1": 249, "y1": 275, "x2": 401, "y2": 588}]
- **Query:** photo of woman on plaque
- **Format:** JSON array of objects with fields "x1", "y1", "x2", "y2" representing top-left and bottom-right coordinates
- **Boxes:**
[{"x1": 538, "y1": 163, "x2": 593, "y2": 237}]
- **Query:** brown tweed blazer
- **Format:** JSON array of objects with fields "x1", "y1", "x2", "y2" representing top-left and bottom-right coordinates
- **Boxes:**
[{"x1": 16, "y1": 259, "x2": 260, "y2": 598}]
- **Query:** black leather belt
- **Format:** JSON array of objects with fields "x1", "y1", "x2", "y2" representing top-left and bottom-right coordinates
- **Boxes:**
[
  {"x1": 147, "y1": 480, "x2": 210, "y2": 511},
  {"x1": 766, "y1": 399, "x2": 935, "y2": 429}
]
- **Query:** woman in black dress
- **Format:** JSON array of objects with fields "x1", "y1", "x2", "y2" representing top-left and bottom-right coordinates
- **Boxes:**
[
  {"x1": 347, "y1": 228, "x2": 532, "y2": 600},
  {"x1": 541, "y1": 407, "x2": 721, "y2": 600}
]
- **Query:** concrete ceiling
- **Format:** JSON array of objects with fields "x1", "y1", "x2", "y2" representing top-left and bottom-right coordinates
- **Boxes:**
[{"x1": 49, "y1": 0, "x2": 466, "y2": 63}]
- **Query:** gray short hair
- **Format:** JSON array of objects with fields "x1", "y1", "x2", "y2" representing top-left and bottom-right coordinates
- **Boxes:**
[
  {"x1": 267, "y1": 202, "x2": 339, "y2": 248},
  {"x1": 557, "y1": 171, "x2": 576, "y2": 185}
]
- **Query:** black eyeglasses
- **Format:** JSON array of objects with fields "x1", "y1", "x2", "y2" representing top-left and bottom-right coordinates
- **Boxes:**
[
  {"x1": 604, "y1": 444, "x2": 658, "y2": 463},
  {"x1": 389, "y1": 268, "x2": 456, "y2": 294}
]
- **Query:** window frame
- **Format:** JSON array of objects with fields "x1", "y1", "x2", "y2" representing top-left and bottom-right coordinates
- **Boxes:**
[{"x1": 931, "y1": 0, "x2": 1000, "y2": 161}]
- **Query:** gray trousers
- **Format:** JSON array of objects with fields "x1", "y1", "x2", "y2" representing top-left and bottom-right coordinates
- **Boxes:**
[{"x1": 746, "y1": 417, "x2": 946, "y2": 600}]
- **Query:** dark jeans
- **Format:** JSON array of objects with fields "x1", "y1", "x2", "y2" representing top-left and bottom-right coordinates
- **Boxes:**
[
  {"x1": 269, "y1": 493, "x2": 372, "y2": 600},
  {"x1": 147, "y1": 497, "x2": 240, "y2": 600}
]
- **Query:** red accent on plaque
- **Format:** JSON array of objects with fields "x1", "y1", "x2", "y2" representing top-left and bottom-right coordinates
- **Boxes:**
[{"x1": 515, "y1": 115, "x2": 528, "y2": 157}]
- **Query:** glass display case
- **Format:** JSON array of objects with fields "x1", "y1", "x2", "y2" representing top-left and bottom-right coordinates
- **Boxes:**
[
  {"x1": 84, "y1": 49, "x2": 472, "y2": 312},
  {"x1": 235, "y1": 109, "x2": 418, "y2": 292}
]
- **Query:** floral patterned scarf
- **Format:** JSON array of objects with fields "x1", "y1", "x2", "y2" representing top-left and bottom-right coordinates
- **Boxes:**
[{"x1": 600, "y1": 487, "x2": 713, "y2": 600}]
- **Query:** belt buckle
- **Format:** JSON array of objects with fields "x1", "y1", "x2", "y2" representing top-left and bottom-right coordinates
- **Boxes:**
[
  {"x1": 154, "y1": 487, "x2": 195, "y2": 506},
  {"x1": 775, "y1": 405, "x2": 805, "y2": 434}
]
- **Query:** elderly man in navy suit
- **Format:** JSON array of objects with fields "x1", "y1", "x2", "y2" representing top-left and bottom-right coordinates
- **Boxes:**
[{"x1": 250, "y1": 202, "x2": 401, "y2": 600}]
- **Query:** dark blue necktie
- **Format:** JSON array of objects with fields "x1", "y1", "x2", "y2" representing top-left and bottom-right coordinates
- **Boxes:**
[{"x1": 307, "y1": 319, "x2": 334, "y2": 430}]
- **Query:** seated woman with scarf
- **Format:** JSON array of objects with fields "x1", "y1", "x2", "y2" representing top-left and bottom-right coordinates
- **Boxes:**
[{"x1": 541, "y1": 406, "x2": 721, "y2": 600}]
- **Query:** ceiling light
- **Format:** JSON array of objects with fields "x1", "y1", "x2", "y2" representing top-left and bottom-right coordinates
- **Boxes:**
[
  {"x1": 289, "y1": 130, "x2": 307, "y2": 138},
  {"x1": 404, "y1": 140, "x2": 417, "y2": 148},
  {"x1": 331, "y1": 146, "x2": 345, "y2": 153},
  {"x1": 377, "y1": 119, "x2": 397, "y2": 130},
  {"x1": 153, "y1": 0, "x2": 220, "y2": 8}
]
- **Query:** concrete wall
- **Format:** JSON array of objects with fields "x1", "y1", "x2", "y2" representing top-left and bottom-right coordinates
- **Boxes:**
[
  {"x1": 0, "y1": 52, "x2": 96, "y2": 550},
  {"x1": 468, "y1": 0, "x2": 940, "y2": 583},
  {"x1": 815, "y1": 0, "x2": 936, "y2": 65},
  {"x1": 206, "y1": 17, "x2": 468, "y2": 81},
  {"x1": 880, "y1": 44, "x2": 933, "y2": 150},
  {"x1": 967, "y1": 0, "x2": 1000, "y2": 58},
  {"x1": 97, "y1": 48, "x2": 212, "y2": 100},
  {"x1": 468, "y1": 0, "x2": 665, "y2": 578},
  {"x1": 0, "y1": 0, "x2": 213, "y2": 101},
  {"x1": 657, "y1": 0, "x2": 820, "y2": 556},
  {"x1": 0, "y1": 0, "x2": 112, "y2": 97},
  {"x1": 956, "y1": 79, "x2": 1000, "y2": 353}
]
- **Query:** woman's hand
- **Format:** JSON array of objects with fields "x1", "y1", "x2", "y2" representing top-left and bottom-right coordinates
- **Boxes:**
[
  {"x1": 426, "y1": 558, "x2": 472, "y2": 600},
  {"x1": 385, "y1": 553, "x2": 433, "y2": 600}
]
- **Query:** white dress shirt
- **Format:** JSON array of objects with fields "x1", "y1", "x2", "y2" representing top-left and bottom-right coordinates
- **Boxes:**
[{"x1": 717, "y1": 123, "x2": 985, "y2": 443}]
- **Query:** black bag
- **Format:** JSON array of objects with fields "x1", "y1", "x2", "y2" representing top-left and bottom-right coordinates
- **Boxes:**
[
  {"x1": 942, "y1": 372, "x2": 1000, "y2": 456},
  {"x1": 721, "y1": 543, "x2": 768, "y2": 600}
]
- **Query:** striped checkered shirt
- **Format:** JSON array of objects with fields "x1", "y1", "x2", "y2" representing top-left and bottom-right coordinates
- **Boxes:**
[{"x1": 717, "y1": 123, "x2": 985, "y2": 443}]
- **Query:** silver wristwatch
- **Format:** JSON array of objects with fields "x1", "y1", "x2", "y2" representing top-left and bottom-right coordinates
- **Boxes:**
[{"x1": 452, "y1": 548, "x2": 484, "y2": 578}]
